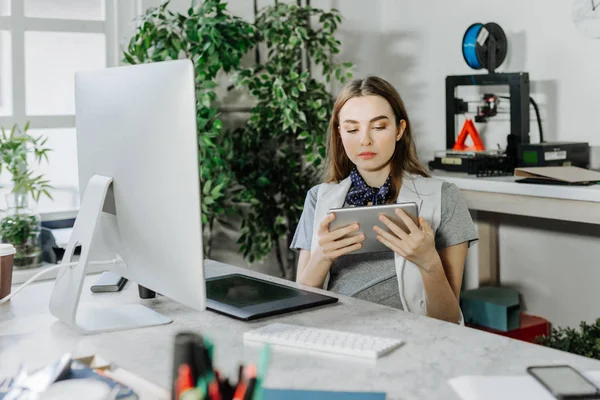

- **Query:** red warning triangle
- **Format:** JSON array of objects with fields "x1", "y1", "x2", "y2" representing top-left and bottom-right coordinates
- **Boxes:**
[{"x1": 453, "y1": 118, "x2": 485, "y2": 151}]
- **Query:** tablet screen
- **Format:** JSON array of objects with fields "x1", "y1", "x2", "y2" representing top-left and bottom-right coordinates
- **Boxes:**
[{"x1": 206, "y1": 275, "x2": 301, "y2": 308}]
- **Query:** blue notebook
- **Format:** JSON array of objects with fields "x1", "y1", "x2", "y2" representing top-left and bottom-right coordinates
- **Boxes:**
[{"x1": 263, "y1": 388, "x2": 386, "y2": 400}]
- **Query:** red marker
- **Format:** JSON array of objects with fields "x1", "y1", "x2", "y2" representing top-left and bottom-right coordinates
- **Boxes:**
[
  {"x1": 209, "y1": 380, "x2": 221, "y2": 400},
  {"x1": 176, "y1": 364, "x2": 194, "y2": 399}
]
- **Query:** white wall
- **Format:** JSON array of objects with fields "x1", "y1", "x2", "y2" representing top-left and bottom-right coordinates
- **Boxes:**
[
  {"x1": 336, "y1": 0, "x2": 600, "y2": 152},
  {"x1": 334, "y1": 0, "x2": 600, "y2": 328},
  {"x1": 133, "y1": 0, "x2": 600, "y2": 327}
]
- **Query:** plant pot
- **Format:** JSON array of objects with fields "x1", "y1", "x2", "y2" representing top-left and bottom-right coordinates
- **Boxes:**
[{"x1": 0, "y1": 194, "x2": 42, "y2": 269}]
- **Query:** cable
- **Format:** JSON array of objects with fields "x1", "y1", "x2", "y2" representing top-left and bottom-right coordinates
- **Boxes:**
[
  {"x1": 498, "y1": 95, "x2": 544, "y2": 143},
  {"x1": 0, "y1": 257, "x2": 124, "y2": 304},
  {"x1": 528, "y1": 96, "x2": 544, "y2": 143}
]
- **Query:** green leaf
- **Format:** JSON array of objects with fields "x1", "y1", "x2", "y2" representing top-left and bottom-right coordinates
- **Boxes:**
[
  {"x1": 297, "y1": 131, "x2": 309, "y2": 140},
  {"x1": 210, "y1": 182, "x2": 224, "y2": 198},
  {"x1": 298, "y1": 111, "x2": 307, "y2": 123},
  {"x1": 200, "y1": 80, "x2": 218, "y2": 89},
  {"x1": 296, "y1": 27, "x2": 308, "y2": 38},
  {"x1": 123, "y1": 52, "x2": 135, "y2": 65},
  {"x1": 203, "y1": 180, "x2": 213, "y2": 195},
  {"x1": 297, "y1": 82, "x2": 306, "y2": 92}
]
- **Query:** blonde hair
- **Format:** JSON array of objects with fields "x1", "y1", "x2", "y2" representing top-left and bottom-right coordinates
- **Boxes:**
[{"x1": 323, "y1": 76, "x2": 430, "y2": 202}]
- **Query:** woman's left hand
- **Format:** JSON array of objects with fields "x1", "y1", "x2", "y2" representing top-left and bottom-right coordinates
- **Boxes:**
[{"x1": 373, "y1": 208, "x2": 441, "y2": 273}]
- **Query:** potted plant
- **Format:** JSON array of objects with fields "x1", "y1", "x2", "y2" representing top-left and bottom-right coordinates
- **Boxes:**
[
  {"x1": 123, "y1": 0, "x2": 255, "y2": 257},
  {"x1": 536, "y1": 318, "x2": 600, "y2": 360},
  {"x1": 0, "y1": 123, "x2": 52, "y2": 268},
  {"x1": 232, "y1": 3, "x2": 353, "y2": 277}
]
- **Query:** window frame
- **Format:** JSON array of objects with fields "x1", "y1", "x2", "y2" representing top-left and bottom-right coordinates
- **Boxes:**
[
  {"x1": 0, "y1": 0, "x2": 119, "y2": 130},
  {"x1": 0, "y1": 0, "x2": 135, "y2": 215}
]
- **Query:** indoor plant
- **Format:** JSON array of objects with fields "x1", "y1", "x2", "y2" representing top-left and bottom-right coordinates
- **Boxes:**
[
  {"x1": 536, "y1": 318, "x2": 600, "y2": 360},
  {"x1": 0, "y1": 123, "x2": 52, "y2": 268},
  {"x1": 123, "y1": 0, "x2": 254, "y2": 257},
  {"x1": 232, "y1": 3, "x2": 353, "y2": 276}
]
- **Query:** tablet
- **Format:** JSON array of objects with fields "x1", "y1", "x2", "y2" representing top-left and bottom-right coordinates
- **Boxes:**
[
  {"x1": 328, "y1": 202, "x2": 419, "y2": 254},
  {"x1": 205, "y1": 274, "x2": 338, "y2": 321}
]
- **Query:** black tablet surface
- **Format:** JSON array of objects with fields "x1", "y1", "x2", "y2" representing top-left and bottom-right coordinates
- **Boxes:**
[{"x1": 205, "y1": 273, "x2": 338, "y2": 321}]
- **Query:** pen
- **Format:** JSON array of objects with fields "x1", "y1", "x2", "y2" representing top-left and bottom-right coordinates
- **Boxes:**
[
  {"x1": 177, "y1": 364, "x2": 194, "y2": 399},
  {"x1": 253, "y1": 345, "x2": 271, "y2": 400},
  {"x1": 242, "y1": 366, "x2": 257, "y2": 400},
  {"x1": 173, "y1": 332, "x2": 204, "y2": 400},
  {"x1": 243, "y1": 378, "x2": 256, "y2": 400},
  {"x1": 232, "y1": 366, "x2": 247, "y2": 400},
  {"x1": 232, "y1": 381, "x2": 247, "y2": 400},
  {"x1": 220, "y1": 377, "x2": 234, "y2": 400},
  {"x1": 197, "y1": 377, "x2": 207, "y2": 398},
  {"x1": 208, "y1": 380, "x2": 221, "y2": 400},
  {"x1": 237, "y1": 365, "x2": 243, "y2": 384},
  {"x1": 193, "y1": 339, "x2": 209, "y2": 381},
  {"x1": 204, "y1": 337, "x2": 214, "y2": 367}
]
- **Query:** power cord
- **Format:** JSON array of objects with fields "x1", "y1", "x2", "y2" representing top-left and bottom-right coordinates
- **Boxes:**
[
  {"x1": 498, "y1": 95, "x2": 544, "y2": 143},
  {"x1": 0, "y1": 257, "x2": 124, "y2": 304}
]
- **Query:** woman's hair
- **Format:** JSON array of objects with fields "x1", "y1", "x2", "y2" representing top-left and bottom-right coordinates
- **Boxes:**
[{"x1": 323, "y1": 76, "x2": 430, "y2": 202}]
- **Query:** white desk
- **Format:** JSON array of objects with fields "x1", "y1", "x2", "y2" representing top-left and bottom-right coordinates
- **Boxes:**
[
  {"x1": 434, "y1": 171, "x2": 600, "y2": 285},
  {"x1": 2, "y1": 260, "x2": 600, "y2": 400}
]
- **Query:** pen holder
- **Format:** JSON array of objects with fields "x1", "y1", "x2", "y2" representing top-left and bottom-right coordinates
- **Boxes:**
[
  {"x1": 171, "y1": 332, "x2": 205, "y2": 400},
  {"x1": 171, "y1": 331, "x2": 270, "y2": 400}
]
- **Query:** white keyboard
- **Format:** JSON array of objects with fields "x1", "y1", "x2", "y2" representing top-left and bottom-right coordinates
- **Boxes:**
[{"x1": 243, "y1": 323, "x2": 404, "y2": 359}]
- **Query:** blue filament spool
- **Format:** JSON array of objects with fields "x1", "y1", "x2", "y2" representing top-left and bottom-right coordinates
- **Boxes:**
[{"x1": 462, "y1": 23, "x2": 483, "y2": 70}]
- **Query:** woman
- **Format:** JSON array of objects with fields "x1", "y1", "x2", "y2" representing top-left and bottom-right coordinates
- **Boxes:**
[{"x1": 290, "y1": 76, "x2": 478, "y2": 324}]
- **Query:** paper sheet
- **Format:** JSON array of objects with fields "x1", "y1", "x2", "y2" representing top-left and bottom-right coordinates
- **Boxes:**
[{"x1": 449, "y1": 370, "x2": 600, "y2": 400}]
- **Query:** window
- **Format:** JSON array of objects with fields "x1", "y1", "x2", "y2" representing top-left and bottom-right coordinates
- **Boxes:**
[
  {"x1": 0, "y1": 31, "x2": 12, "y2": 116},
  {"x1": 24, "y1": 0, "x2": 104, "y2": 21},
  {"x1": 0, "y1": 0, "x2": 120, "y2": 213},
  {"x1": 25, "y1": 31, "x2": 107, "y2": 115},
  {"x1": 0, "y1": 0, "x2": 9, "y2": 17}
]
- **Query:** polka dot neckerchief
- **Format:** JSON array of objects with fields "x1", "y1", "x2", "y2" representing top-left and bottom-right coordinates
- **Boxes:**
[{"x1": 346, "y1": 167, "x2": 392, "y2": 207}]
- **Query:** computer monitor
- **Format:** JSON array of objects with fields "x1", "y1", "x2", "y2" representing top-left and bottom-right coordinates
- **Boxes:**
[{"x1": 49, "y1": 60, "x2": 205, "y2": 334}]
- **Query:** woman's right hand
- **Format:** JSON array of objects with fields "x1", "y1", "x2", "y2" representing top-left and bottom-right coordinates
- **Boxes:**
[{"x1": 315, "y1": 213, "x2": 365, "y2": 263}]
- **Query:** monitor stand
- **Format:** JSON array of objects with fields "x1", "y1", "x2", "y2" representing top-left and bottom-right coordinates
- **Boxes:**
[{"x1": 49, "y1": 174, "x2": 172, "y2": 335}]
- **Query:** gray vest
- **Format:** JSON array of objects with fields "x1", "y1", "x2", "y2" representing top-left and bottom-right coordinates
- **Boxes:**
[{"x1": 311, "y1": 173, "x2": 463, "y2": 323}]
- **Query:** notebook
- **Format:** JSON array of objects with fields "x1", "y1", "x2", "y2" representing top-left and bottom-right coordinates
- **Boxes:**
[
  {"x1": 514, "y1": 166, "x2": 600, "y2": 185},
  {"x1": 448, "y1": 370, "x2": 600, "y2": 400}
]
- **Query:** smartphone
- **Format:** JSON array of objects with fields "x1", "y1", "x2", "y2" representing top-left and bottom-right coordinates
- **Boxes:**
[
  {"x1": 527, "y1": 365, "x2": 600, "y2": 399},
  {"x1": 90, "y1": 271, "x2": 128, "y2": 293}
]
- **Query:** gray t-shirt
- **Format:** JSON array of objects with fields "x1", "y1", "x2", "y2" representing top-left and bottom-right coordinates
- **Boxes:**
[{"x1": 290, "y1": 181, "x2": 478, "y2": 310}]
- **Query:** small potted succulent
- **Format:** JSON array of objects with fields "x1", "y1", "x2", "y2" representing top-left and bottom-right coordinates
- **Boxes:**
[{"x1": 0, "y1": 123, "x2": 52, "y2": 268}]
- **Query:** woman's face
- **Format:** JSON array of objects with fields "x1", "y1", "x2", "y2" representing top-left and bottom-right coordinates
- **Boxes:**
[{"x1": 338, "y1": 95, "x2": 405, "y2": 174}]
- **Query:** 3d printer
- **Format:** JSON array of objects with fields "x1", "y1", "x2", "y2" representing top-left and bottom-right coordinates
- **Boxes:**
[{"x1": 429, "y1": 22, "x2": 589, "y2": 176}]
